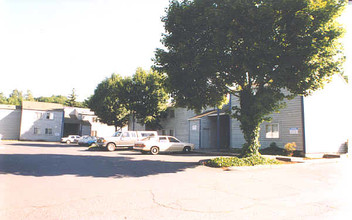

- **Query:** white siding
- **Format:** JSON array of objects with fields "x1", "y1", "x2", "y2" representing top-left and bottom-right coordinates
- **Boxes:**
[
  {"x1": 20, "y1": 109, "x2": 64, "y2": 141},
  {"x1": 0, "y1": 105, "x2": 21, "y2": 140},
  {"x1": 158, "y1": 108, "x2": 196, "y2": 142},
  {"x1": 303, "y1": 75, "x2": 351, "y2": 154}
]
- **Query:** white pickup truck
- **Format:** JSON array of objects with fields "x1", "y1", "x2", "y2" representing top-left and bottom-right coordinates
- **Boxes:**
[{"x1": 97, "y1": 131, "x2": 157, "y2": 151}]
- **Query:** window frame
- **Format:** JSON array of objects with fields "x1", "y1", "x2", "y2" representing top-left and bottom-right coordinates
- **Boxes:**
[
  {"x1": 45, "y1": 128, "x2": 53, "y2": 136},
  {"x1": 265, "y1": 123, "x2": 279, "y2": 139}
]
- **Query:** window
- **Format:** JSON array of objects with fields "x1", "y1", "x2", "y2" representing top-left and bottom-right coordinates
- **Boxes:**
[
  {"x1": 34, "y1": 127, "x2": 40, "y2": 135},
  {"x1": 45, "y1": 113, "x2": 54, "y2": 120},
  {"x1": 122, "y1": 132, "x2": 130, "y2": 138},
  {"x1": 169, "y1": 109, "x2": 175, "y2": 118},
  {"x1": 159, "y1": 137, "x2": 168, "y2": 142},
  {"x1": 168, "y1": 137, "x2": 180, "y2": 143},
  {"x1": 35, "y1": 112, "x2": 43, "y2": 119},
  {"x1": 169, "y1": 129, "x2": 174, "y2": 136},
  {"x1": 45, "y1": 128, "x2": 53, "y2": 135},
  {"x1": 266, "y1": 124, "x2": 279, "y2": 138},
  {"x1": 161, "y1": 130, "x2": 166, "y2": 135}
]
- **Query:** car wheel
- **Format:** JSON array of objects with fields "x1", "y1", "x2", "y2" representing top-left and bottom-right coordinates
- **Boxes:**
[
  {"x1": 66, "y1": 140, "x2": 71, "y2": 144},
  {"x1": 106, "y1": 143, "x2": 116, "y2": 152},
  {"x1": 183, "y1": 146, "x2": 191, "y2": 153},
  {"x1": 150, "y1": 146, "x2": 159, "y2": 155}
]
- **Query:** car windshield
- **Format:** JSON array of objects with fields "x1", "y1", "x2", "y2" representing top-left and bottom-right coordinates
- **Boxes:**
[{"x1": 112, "y1": 132, "x2": 122, "y2": 137}]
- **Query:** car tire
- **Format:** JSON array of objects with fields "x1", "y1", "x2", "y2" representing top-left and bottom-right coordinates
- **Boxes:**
[
  {"x1": 150, "y1": 146, "x2": 159, "y2": 155},
  {"x1": 66, "y1": 140, "x2": 71, "y2": 144},
  {"x1": 106, "y1": 143, "x2": 116, "y2": 152},
  {"x1": 183, "y1": 146, "x2": 191, "y2": 153}
]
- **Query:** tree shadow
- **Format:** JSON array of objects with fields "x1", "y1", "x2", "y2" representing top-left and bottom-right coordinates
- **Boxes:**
[
  {"x1": 0, "y1": 154, "x2": 198, "y2": 178},
  {"x1": 8, "y1": 142, "x2": 81, "y2": 148}
]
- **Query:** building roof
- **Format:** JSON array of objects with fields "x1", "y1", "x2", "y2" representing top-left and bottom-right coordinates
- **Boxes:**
[
  {"x1": 0, "y1": 104, "x2": 21, "y2": 110},
  {"x1": 22, "y1": 101, "x2": 64, "y2": 111},
  {"x1": 188, "y1": 110, "x2": 217, "y2": 120}
]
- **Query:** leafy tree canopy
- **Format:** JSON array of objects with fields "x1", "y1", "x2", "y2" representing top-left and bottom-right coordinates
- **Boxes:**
[
  {"x1": 88, "y1": 74, "x2": 130, "y2": 131},
  {"x1": 88, "y1": 68, "x2": 169, "y2": 131},
  {"x1": 154, "y1": 0, "x2": 346, "y2": 156}
]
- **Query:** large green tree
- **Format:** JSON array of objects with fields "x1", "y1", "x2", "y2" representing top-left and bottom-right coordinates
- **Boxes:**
[
  {"x1": 88, "y1": 74, "x2": 130, "y2": 131},
  {"x1": 126, "y1": 68, "x2": 169, "y2": 129},
  {"x1": 154, "y1": 0, "x2": 346, "y2": 156},
  {"x1": 89, "y1": 68, "x2": 169, "y2": 131}
]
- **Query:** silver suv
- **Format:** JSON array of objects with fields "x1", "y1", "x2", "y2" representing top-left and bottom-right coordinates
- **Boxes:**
[{"x1": 97, "y1": 131, "x2": 157, "y2": 151}]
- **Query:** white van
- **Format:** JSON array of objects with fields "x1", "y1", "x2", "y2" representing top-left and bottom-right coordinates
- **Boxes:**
[{"x1": 97, "y1": 131, "x2": 157, "y2": 151}]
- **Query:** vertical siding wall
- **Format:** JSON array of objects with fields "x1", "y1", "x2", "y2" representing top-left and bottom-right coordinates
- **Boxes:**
[
  {"x1": 158, "y1": 108, "x2": 196, "y2": 142},
  {"x1": 0, "y1": 105, "x2": 21, "y2": 140},
  {"x1": 20, "y1": 110, "x2": 64, "y2": 142},
  {"x1": 230, "y1": 95, "x2": 304, "y2": 151},
  {"x1": 189, "y1": 120, "x2": 200, "y2": 149},
  {"x1": 303, "y1": 75, "x2": 350, "y2": 154}
]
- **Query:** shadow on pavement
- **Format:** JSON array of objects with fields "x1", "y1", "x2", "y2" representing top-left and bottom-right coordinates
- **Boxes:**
[
  {"x1": 0, "y1": 154, "x2": 198, "y2": 178},
  {"x1": 8, "y1": 142, "x2": 81, "y2": 148}
]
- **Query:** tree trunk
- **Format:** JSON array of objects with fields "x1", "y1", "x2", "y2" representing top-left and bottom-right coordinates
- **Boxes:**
[{"x1": 238, "y1": 88, "x2": 261, "y2": 157}]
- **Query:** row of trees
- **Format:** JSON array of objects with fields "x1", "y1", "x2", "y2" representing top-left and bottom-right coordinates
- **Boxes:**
[
  {"x1": 0, "y1": 89, "x2": 85, "y2": 107},
  {"x1": 88, "y1": 68, "x2": 169, "y2": 131}
]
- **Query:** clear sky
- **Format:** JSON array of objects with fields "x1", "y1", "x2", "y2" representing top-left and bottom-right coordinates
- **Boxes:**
[
  {"x1": 0, "y1": 0, "x2": 170, "y2": 101},
  {"x1": 0, "y1": 0, "x2": 351, "y2": 101}
]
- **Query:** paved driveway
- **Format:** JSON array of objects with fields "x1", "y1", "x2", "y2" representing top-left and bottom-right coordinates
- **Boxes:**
[{"x1": 0, "y1": 141, "x2": 351, "y2": 219}]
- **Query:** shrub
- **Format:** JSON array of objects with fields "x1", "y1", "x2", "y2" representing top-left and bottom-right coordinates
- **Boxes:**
[
  {"x1": 284, "y1": 142, "x2": 296, "y2": 156},
  {"x1": 205, "y1": 155, "x2": 280, "y2": 168},
  {"x1": 269, "y1": 142, "x2": 278, "y2": 148}
]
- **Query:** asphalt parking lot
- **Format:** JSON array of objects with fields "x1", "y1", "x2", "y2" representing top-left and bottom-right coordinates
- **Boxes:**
[{"x1": 0, "y1": 141, "x2": 351, "y2": 219}]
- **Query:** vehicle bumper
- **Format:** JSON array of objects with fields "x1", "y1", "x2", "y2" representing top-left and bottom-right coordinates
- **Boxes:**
[
  {"x1": 133, "y1": 146, "x2": 150, "y2": 152},
  {"x1": 97, "y1": 142, "x2": 107, "y2": 147}
]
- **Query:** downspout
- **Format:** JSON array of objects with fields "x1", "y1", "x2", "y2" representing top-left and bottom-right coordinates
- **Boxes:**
[
  {"x1": 199, "y1": 119, "x2": 202, "y2": 149},
  {"x1": 217, "y1": 108, "x2": 220, "y2": 149},
  {"x1": 229, "y1": 95, "x2": 232, "y2": 149},
  {"x1": 301, "y1": 96, "x2": 307, "y2": 156}
]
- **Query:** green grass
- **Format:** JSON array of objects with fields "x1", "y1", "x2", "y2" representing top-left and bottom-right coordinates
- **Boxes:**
[{"x1": 205, "y1": 154, "x2": 280, "y2": 168}]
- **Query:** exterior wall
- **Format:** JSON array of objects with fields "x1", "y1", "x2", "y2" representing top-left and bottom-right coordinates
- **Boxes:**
[
  {"x1": 303, "y1": 75, "x2": 350, "y2": 155},
  {"x1": 128, "y1": 116, "x2": 146, "y2": 131},
  {"x1": 158, "y1": 108, "x2": 196, "y2": 142},
  {"x1": 230, "y1": 95, "x2": 304, "y2": 151},
  {"x1": 189, "y1": 120, "x2": 200, "y2": 149},
  {"x1": 199, "y1": 116, "x2": 212, "y2": 148},
  {"x1": 81, "y1": 125, "x2": 91, "y2": 136},
  {"x1": 0, "y1": 105, "x2": 21, "y2": 140},
  {"x1": 20, "y1": 109, "x2": 64, "y2": 141}
]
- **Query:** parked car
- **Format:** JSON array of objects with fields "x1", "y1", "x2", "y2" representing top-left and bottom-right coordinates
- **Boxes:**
[
  {"x1": 61, "y1": 135, "x2": 81, "y2": 144},
  {"x1": 78, "y1": 136, "x2": 97, "y2": 146},
  {"x1": 134, "y1": 135, "x2": 195, "y2": 155},
  {"x1": 97, "y1": 131, "x2": 158, "y2": 151}
]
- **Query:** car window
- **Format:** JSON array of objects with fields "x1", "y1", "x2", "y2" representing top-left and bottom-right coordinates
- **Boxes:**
[
  {"x1": 122, "y1": 132, "x2": 130, "y2": 138},
  {"x1": 168, "y1": 137, "x2": 180, "y2": 143},
  {"x1": 159, "y1": 137, "x2": 168, "y2": 142},
  {"x1": 113, "y1": 132, "x2": 121, "y2": 137}
]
